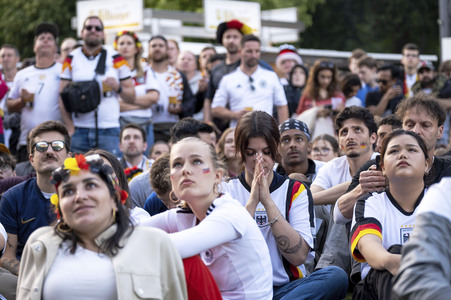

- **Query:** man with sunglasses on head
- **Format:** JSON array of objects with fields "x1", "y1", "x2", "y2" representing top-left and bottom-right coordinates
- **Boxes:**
[
  {"x1": 366, "y1": 63, "x2": 404, "y2": 117},
  {"x1": 0, "y1": 121, "x2": 70, "y2": 296},
  {"x1": 59, "y1": 16, "x2": 135, "y2": 156},
  {"x1": 211, "y1": 34, "x2": 288, "y2": 127}
]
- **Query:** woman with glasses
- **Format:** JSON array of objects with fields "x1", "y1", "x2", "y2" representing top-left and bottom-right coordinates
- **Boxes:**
[
  {"x1": 17, "y1": 154, "x2": 187, "y2": 299},
  {"x1": 114, "y1": 31, "x2": 159, "y2": 154},
  {"x1": 296, "y1": 59, "x2": 345, "y2": 115},
  {"x1": 351, "y1": 130, "x2": 430, "y2": 299},
  {"x1": 311, "y1": 134, "x2": 340, "y2": 162}
]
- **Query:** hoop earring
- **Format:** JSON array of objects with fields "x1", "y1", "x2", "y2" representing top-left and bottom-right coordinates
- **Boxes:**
[
  {"x1": 57, "y1": 221, "x2": 72, "y2": 233},
  {"x1": 169, "y1": 191, "x2": 179, "y2": 204}
]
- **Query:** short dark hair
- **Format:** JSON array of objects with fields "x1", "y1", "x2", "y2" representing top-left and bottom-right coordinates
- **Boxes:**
[
  {"x1": 0, "y1": 44, "x2": 20, "y2": 57},
  {"x1": 378, "y1": 114, "x2": 402, "y2": 129},
  {"x1": 402, "y1": 43, "x2": 419, "y2": 54},
  {"x1": 0, "y1": 152, "x2": 16, "y2": 171},
  {"x1": 377, "y1": 63, "x2": 401, "y2": 80},
  {"x1": 335, "y1": 106, "x2": 377, "y2": 136},
  {"x1": 235, "y1": 111, "x2": 281, "y2": 163},
  {"x1": 119, "y1": 123, "x2": 146, "y2": 143},
  {"x1": 358, "y1": 56, "x2": 377, "y2": 69},
  {"x1": 83, "y1": 16, "x2": 104, "y2": 30},
  {"x1": 207, "y1": 53, "x2": 225, "y2": 65},
  {"x1": 340, "y1": 74, "x2": 361, "y2": 98},
  {"x1": 395, "y1": 93, "x2": 446, "y2": 127},
  {"x1": 241, "y1": 34, "x2": 260, "y2": 48},
  {"x1": 169, "y1": 117, "x2": 213, "y2": 144},
  {"x1": 27, "y1": 121, "x2": 71, "y2": 155}
]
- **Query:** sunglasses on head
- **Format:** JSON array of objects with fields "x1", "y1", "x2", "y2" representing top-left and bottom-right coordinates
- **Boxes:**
[
  {"x1": 319, "y1": 61, "x2": 335, "y2": 69},
  {"x1": 33, "y1": 141, "x2": 66, "y2": 152},
  {"x1": 84, "y1": 25, "x2": 103, "y2": 32},
  {"x1": 376, "y1": 79, "x2": 389, "y2": 85}
]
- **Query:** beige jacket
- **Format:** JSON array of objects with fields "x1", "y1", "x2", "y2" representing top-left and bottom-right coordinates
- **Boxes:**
[{"x1": 17, "y1": 225, "x2": 187, "y2": 300}]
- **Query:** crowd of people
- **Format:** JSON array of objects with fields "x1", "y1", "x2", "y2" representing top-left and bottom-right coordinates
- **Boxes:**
[{"x1": 0, "y1": 15, "x2": 451, "y2": 299}]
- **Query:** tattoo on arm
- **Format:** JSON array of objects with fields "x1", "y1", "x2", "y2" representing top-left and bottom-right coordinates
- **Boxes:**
[
  {"x1": 7, "y1": 240, "x2": 14, "y2": 249},
  {"x1": 275, "y1": 234, "x2": 303, "y2": 254},
  {"x1": 0, "y1": 258, "x2": 20, "y2": 276}
]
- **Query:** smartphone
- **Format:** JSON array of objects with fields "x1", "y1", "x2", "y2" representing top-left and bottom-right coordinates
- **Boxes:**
[{"x1": 375, "y1": 155, "x2": 381, "y2": 171}]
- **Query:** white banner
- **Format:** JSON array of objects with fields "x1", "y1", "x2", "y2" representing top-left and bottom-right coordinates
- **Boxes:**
[
  {"x1": 76, "y1": 0, "x2": 143, "y2": 35},
  {"x1": 204, "y1": 0, "x2": 261, "y2": 35}
]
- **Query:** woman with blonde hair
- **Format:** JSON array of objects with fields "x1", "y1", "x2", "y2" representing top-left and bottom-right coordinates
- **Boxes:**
[{"x1": 216, "y1": 127, "x2": 242, "y2": 178}]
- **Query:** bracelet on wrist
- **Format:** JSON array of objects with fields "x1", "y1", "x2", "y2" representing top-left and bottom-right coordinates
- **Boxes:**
[{"x1": 268, "y1": 212, "x2": 282, "y2": 227}]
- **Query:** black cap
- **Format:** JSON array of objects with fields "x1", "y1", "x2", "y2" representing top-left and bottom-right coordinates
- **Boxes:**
[
  {"x1": 35, "y1": 22, "x2": 59, "y2": 39},
  {"x1": 279, "y1": 118, "x2": 311, "y2": 141}
]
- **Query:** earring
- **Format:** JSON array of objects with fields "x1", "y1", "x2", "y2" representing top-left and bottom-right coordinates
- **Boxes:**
[
  {"x1": 56, "y1": 221, "x2": 72, "y2": 233},
  {"x1": 112, "y1": 209, "x2": 117, "y2": 222},
  {"x1": 168, "y1": 191, "x2": 179, "y2": 203}
]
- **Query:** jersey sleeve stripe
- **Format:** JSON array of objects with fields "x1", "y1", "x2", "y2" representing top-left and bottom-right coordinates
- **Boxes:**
[
  {"x1": 113, "y1": 55, "x2": 129, "y2": 69},
  {"x1": 62, "y1": 55, "x2": 73, "y2": 72},
  {"x1": 350, "y1": 223, "x2": 382, "y2": 262}
]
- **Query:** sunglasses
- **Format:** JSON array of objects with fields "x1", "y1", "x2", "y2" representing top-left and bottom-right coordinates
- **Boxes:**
[
  {"x1": 319, "y1": 61, "x2": 335, "y2": 69},
  {"x1": 376, "y1": 79, "x2": 389, "y2": 85},
  {"x1": 249, "y1": 76, "x2": 255, "y2": 91},
  {"x1": 84, "y1": 25, "x2": 103, "y2": 32},
  {"x1": 33, "y1": 140, "x2": 66, "y2": 152}
]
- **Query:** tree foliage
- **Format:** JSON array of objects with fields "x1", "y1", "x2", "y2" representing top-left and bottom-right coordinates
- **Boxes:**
[
  {"x1": 301, "y1": 0, "x2": 439, "y2": 54},
  {"x1": 0, "y1": 0, "x2": 76, "y2": 59}
]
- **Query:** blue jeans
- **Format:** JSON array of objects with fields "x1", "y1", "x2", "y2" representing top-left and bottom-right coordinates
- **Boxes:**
[
  {"x1": 71, "y1": 127, "x2": 121, "y2": 157},
  {"x1": 273, "y1": 266, "x2": 348, "y2": 300}
]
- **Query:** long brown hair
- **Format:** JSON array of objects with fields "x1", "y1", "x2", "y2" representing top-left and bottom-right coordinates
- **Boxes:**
[{"x1": 302, "y1": 59, "x2": 340, "y2": 100}]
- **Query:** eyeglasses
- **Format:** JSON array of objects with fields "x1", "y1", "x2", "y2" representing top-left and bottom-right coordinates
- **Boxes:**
[
  {"x1": 319, "y1": 61, "x2": 335, "y2": 69},
  {"x1": 84, "y1": 25, "x2": 103, "y2": 32},
  {"x1": 376, "y1": 79, "x2": 388, "y2": 85},
  {"x1": 312, "y1": 147, "x2": 331, "y2": 154},
  {"x1": 249, "y1": 76, "x2": 255, "y2": 91},
  {"x1": 404, "y1": 54, "x2": 419, "y2": 58},
  {"x1": 0, "y1": 164, "x2": 12, "y2": 172},
  {"x1": 33, "y1": 141, "x2": 66, "y2": 152}
]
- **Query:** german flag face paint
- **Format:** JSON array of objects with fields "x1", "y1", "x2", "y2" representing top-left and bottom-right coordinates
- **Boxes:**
[{"x1": 202, "y1": 168, "x2": 210, "y2": 174}]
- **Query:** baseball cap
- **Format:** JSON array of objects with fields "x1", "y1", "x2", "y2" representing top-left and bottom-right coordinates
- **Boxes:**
[{"x1": 417, "y1": 60, "x2": 435, "y2": 72}]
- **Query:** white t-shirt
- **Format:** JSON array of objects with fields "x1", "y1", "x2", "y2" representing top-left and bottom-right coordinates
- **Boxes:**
[
  {"x1": 43, "y1": 242, "x2": 118, "y2": 300},
  {"x1": 312, "y1": 153, "x2": 379, "y2": 190},
  {"x1": 0, "y1": 222, "x2": 6, "y2": 254},
  {"x1": 120, "y1": 66, "x2": 160, "y2": 118},
  {"x1": 142, "y1": 192, "x2": 273, "y2": 300},
  {"x1": 351, "y1": 189, "x2": 425, "y2": 278},
  {"x1": 150, "y1": 65, "x2": 183, "y2": 124},
  {"x1": 223, "y1": 174, "x2": 314, "y2": 286},
  {"x1": 61, "y1": 47, "x2": 132, "y2": 128},
  {"x1": 9, "y1": 63, "x2": 62, "y2": 146},
  {"x1": 417, "y1": 177, "x2": 451, "y2": 221},
  {"x1": 211, "y1": 66, "x2": 287, "y2": 127}
]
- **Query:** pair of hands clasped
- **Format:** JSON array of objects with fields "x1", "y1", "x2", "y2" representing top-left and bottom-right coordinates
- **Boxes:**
[{"x1": 249, "y1": 153, "x2": 273, "y2": 208}]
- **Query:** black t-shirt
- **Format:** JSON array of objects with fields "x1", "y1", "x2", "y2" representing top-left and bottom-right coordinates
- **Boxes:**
[{"x1": 365, "y1": 91, "x2": 403, "y2": 115}]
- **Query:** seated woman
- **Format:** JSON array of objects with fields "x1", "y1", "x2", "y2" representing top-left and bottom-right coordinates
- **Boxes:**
[
  {"x1": 223, "y1": 110, "x2": 348, "y2": 300},
  {"x1": 216, "y1": 127, "x2": 242, "y2": 179},
  {"x1": 351, "y1": 129, "x2": 430, "y2": 299},
  {"x1": 17, "y1": 154, "x2": 187, "y2": 299},
  {"x1": 143, "y1": 137, "x2": 273, "y2": 299}
]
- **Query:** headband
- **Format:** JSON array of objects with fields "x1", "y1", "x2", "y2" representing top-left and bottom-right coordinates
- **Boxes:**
[{"x1": 114, "y1": 31, "x2": 142, "y2": 50}]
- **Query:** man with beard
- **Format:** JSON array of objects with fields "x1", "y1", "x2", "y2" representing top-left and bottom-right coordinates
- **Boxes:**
[
  {"x1": 0, "y1": 121, "x2": 71, "y2": 297},
  {"x1": 59, "y1": 16, "x2": 135, "y2": 156},
  {"x1": 119, "y1": 123, "x2": 151, "y2": 173},
  {"x1": 211, "y1": 35, "x2": 288, "y2": 127},
  {"x1": 203, "y1": 20, "x2": 273, "y2": 128},
  {"x1": 412, "y1": 60, "x2": 451, "y2": 145},
  {"x1": 277, "y1": 118, "x2": 324, "y2": 183},
  {"x1": 310, "y1": 107, "x2": 378, "y2": 277},
  {"x1": 366, "y1": 63, "x2": 404, "y2": 117},
  {"x1": 8, "y1": 23, "x2": 63, "y2": 162},
  {"x1": 148, "y1": 35, "x2": 195, "y2": 142}
]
